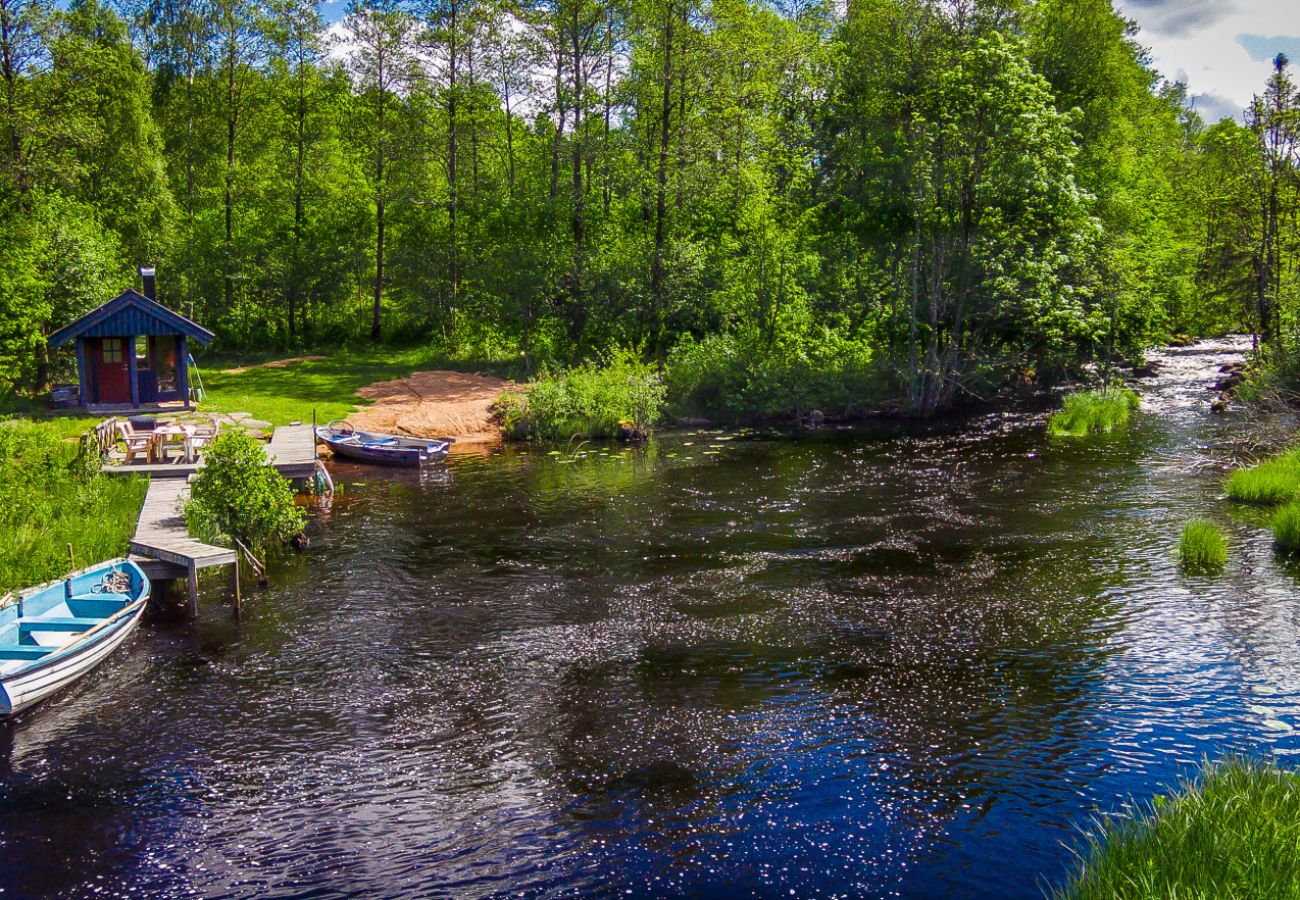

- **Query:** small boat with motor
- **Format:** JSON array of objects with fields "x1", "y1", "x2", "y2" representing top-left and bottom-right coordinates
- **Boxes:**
[
  {"x1": 0, "y1": 558, "x2": 151, "y2": 716},
  {"x1": 315, "y1": 420, "x2": 454, "y2": 467}
]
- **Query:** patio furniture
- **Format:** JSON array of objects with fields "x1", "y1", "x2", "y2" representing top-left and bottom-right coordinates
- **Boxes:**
[
  {"x1": 94, "y1": 418, "x2": 119, "y2": 457},
  {"x1": 185, "y1": 417, "x2": 219, "y2": 461},
  {"x1": 152, "y1": 423, "x2": 196, "y2": 463},
  {"x1": 114, "y1": 420, "x2": 153, "y2": 464}
]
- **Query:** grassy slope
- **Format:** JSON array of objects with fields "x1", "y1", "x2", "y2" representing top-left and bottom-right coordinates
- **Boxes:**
[
  {"x1": 1058, "y1": 758, "x2": 1300, "y2": 899},
  {"x1": 0, "y1": 421, "x2": 147, "y2": 595},
  {"x1": 193, "y1": 346, "x2": 496, "y2": 425}
]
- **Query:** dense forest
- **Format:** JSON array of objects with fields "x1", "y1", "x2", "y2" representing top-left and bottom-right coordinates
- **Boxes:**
[{"x1": 1, "y1": 0, "x2": 1298, "y2": 417}]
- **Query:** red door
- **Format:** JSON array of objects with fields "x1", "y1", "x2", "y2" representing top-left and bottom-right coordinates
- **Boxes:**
[{"x1": 95, "y1": 338, "x2": 130, "y2": 403}]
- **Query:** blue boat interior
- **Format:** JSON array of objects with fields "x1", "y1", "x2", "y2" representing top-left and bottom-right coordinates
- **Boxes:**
[{"x1": 0, "y1": 563, "x2": 143, "y2": 671}]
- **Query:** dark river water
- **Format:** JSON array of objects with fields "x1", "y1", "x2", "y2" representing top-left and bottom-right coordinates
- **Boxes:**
[{"x1": 5, "y1": 338, "x2": 1300, "y2": 899}]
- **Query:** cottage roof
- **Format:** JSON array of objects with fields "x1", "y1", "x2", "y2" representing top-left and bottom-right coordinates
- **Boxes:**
[{"x1": 48, "y1": 290, "x2": 215, "y2": 348}]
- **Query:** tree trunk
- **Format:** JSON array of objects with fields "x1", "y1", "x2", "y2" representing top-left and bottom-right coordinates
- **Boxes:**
[
  {"x1": 447, "y1": 0, "x2": 459, "y2": 319},
  {"x1": 372, "y1": 88, "x2": 386, "y2": 342},
  {"x1": 651, "y1": 6, "x2": 673, "y2": 352},
  {"x1": 224, "y1": 38, "x2": 238, "y2": 314},
  {"x1": 288, "y1": 64, "x2": 307, "y2": 342},
  {"x1": 570, "y1": 0, "x2": 585, "y2": 320}
]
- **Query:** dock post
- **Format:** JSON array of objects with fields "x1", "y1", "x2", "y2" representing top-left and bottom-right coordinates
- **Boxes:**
[
  {"x1": 230, "y1": 559, "x2": 241, "y2": 619},
  {"x1": 186, "y1": 560, "x2": 199, "y2": 617}
]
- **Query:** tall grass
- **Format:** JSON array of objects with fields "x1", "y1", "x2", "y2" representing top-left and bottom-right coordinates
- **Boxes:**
[
  {"x1": 1056, "y1": 758, "x2": 1300, "y2": 899},
  {"x1": 1272, "y1": 501, "x2": 1300, "y2": 553},
  {"x1": 0, "y1": 420, "x2": 147, "y2": 595},
  {"x1": 1047, "y1": 387, "x2": 1141, "y2": 437},
  {"x1": 1178, "y1": 520, "x2": 1227, "y2": 574},
  {"x1": 1226, "y1": 448, "x2": 1300, "y2": 505},
  {"x1": 497, "y1": 349, "x2": 665, "y2": 441}
]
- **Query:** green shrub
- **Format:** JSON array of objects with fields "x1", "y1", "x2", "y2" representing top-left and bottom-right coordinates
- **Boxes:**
[
  {"x1": 1273, "y1": 502, "x2": 1300, "y2": 553},
  {"x1": 665, "y1": 328, "x2": 881, "y2": 423},
  {"x1": 1178, "y1": 520, "x2": 1227, "y2": 574},
  {"x1": 502, "y1": 348, "x2": 665, "y2": 441},
  {"x1": 186, "y1": 430, "x2": 305, "y2": 552},
  {"x1": 0, "y1": 419, "x2": 146, "y2": 595},
  {"x1": 1056, "y1": 758, "x2": 1300, "y2": 899},
  {"x1": 1047, "y1": 387, "x2": 1141, "y2": 437},
  {"x1": 1226, "y1": 448, "x2": 1300, "y2": 505}
]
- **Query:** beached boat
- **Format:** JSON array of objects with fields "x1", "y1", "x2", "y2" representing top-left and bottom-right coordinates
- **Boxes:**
[
  {"x1": 316, "y1": 420, "x2": 453, "y2": 467},
  {"x1": 0, "y1": 559, "x2": 150, "y2": 716}
]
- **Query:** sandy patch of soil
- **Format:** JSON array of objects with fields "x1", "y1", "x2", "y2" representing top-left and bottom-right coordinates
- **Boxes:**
[
  {"x1": 348, "y1": 370, "x2": 518, "y2": 446},
  {"x1": 224, "y1": 355, "x2": 327, "y2": 375}
]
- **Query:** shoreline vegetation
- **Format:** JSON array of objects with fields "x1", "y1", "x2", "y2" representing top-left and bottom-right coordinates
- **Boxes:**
[
  {"x1": 1047, "y1": 387, "x2": 1142, "y2": 437},
  {"x1": 1057, "y1": 758, "x2": 1300, "y2": 899},
  {"x1": 1177, "y1": 520, "x2": 1228, "y2": 574},
  {"x1": 0, "y1": 421, "x2": 146, "y2": 596}
]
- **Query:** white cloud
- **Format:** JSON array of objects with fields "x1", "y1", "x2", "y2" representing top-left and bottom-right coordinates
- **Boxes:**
[{"x1": 1118, "y1": 0, "x2": 1300, "y2": 121}]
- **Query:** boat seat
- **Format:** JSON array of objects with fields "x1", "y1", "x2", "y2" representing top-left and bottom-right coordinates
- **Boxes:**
[
  {"x1": 71, "y1": 592, "x2": 130, "y2": 604},
  {"x1": 67, "y1": 594, "x2": 130, "y2": 618},
  {"x1": 20, "y1": 617, "x2": 101, "y2": 632},
  {"x1": 0, "y1": 646, "x2": 54, "y2": 659}
]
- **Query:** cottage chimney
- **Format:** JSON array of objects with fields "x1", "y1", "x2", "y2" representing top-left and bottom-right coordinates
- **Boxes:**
[{"x1": 140, "y1": 266, "x2": 156, "y2": 302}]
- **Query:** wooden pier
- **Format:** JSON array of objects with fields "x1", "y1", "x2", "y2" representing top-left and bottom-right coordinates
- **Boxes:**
[
  {"x1": 265, "y1": 424, "x2": 317, "y2": 479},
  {"x1": 110, "y1": 424, "x2": 317, "y2": 615},
  {"x1": 129, "y1": 478, "x2": 239, "y2": 616},
  {"x1": 103, "y1": 423, "x2": 317, "y2": 481}
]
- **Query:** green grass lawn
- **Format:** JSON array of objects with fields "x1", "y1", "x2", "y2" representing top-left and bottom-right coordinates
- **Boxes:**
[
  {"x1": 1058, "y1": 758, "x2": 1300, "y2": 899},
  {"x1": 192, "y1": 345, "x2": 508, "y2": 425}
]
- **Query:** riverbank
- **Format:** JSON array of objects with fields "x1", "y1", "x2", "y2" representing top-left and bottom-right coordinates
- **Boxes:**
[
  {"x1": 0, "y1": 421, "x2": 146, "y2": 596},
  {"x1": 1059, "y1": 758, "x2": 1300, "y2": 899}
]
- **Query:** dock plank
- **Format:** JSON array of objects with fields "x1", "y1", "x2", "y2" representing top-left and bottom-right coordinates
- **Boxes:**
[{"x1": 130, "y1": 479, "x2": 236, "y2": 572}]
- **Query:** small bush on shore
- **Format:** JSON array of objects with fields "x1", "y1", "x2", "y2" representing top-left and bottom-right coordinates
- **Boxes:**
[
  {"x1": 1047, "y1": 387, "x2": 1141, "y2": 437},
  {"x1": 0, "y1": 420, "x2": 146, "y2": 595},
  {"x1": 1226, "y1": 448, "x2": 1300, "y2": 505},
  {"x1": 186, "y1": 430, "x2": 305, "y2": 552},
  {"x1": 664, "y1": 329, "x2": 881, "y2": 424},
  {"x1": 1178, "y1": 520, "x2": 1227, "y2": 574},
  {"x1": 1056, "y1": 758, "x2": 1300, "y2": 899},
  {"x1": 497, "y1": 348, "x2": 664, "y2": 441}
]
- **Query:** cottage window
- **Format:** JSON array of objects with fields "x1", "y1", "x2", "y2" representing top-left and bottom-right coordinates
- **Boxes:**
[{"x1": 102, "y1": 339, "x2": 123, "y2": 363}]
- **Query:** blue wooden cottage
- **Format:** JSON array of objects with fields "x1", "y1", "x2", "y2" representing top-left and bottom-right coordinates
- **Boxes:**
[{"x1": 48, "y1": 268, "x2": 215, "y2": 409}]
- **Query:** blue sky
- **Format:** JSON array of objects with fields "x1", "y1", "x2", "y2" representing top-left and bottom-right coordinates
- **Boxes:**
[
  {"x1": 318, "y1": 0, "x2": 1299, "y2": 124},
  {"x1": 1118, "y1": 0, "x2": 1300, "y2": 121}
]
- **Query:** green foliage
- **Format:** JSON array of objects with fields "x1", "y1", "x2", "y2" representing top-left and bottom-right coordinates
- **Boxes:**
[
  {"x1": 1273, "y1": 502, "x2": 1300, "y2": 553},
  {"x1": 0, "y1": 420, "x2": 146, "y2": 595},
  {"x1": 1057, "y1": 758, "x2": 1300, "y2": 899},
  {"x1": 0, "y1": 0, "x2": 1286, "y2": 416},
  {"x1": 1047, "y1": 387, "x2": 1141, "y2": 437},
  {"x1": 665, "y1": 329, "x2": 881, "y2": 423},
  {"x1": 1226, "y1": 449, "x2": 1300, "y2": 505},
  {"x1": 1178, "y1": 520, "x2": 1227, "y2": 574},
  {"x1": 186, "y1": 430, "x2": 305, "y2": 552},
  {"x1": 501, "y1": 349, "x2": 665, "y2": 441}
]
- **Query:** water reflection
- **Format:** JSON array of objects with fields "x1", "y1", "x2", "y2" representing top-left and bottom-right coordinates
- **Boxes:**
[{"x1": 7, "y1": 338, "x2": 1300, "y2": 898}]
